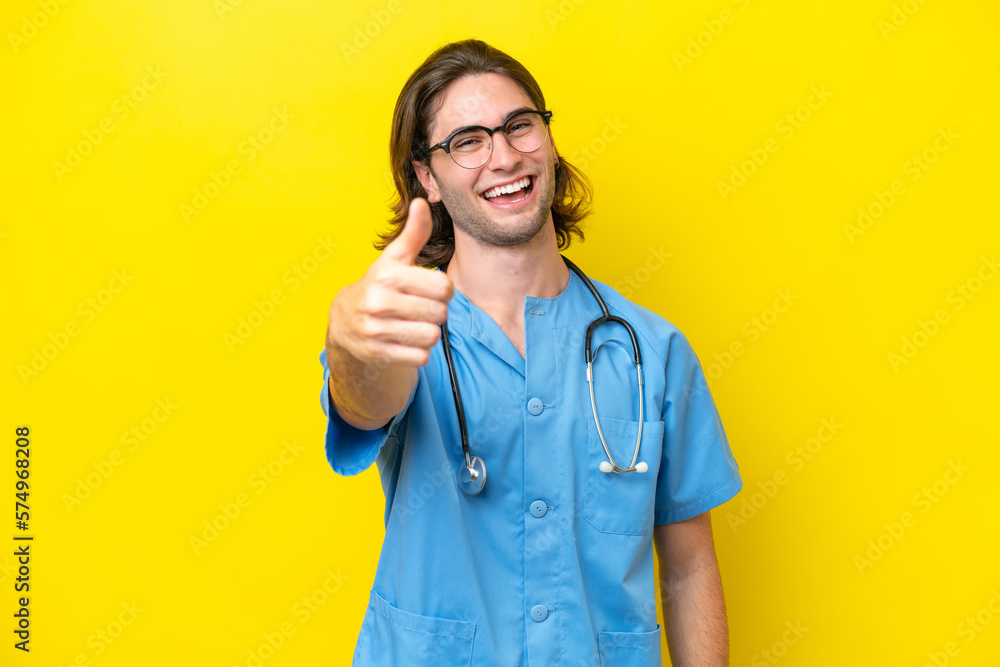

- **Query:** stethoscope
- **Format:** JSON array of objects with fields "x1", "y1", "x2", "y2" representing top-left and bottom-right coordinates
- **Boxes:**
[{"x1": 440, "y1": 256, "x2": 647, "y2": 496}]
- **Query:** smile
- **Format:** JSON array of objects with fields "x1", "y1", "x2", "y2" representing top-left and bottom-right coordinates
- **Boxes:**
[{"x1": 481, "y1": 176, "x2": 533, "y2": 205}]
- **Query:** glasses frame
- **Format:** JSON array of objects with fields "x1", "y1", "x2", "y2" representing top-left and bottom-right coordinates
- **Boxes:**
[{"x1": 424, "y1": 109, "x2": 553, "y2": 169}]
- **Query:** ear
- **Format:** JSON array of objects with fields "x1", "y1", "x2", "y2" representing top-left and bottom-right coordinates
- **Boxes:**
[{"x1": 412, "y1": 160, "x2": 441, "y2": 203}]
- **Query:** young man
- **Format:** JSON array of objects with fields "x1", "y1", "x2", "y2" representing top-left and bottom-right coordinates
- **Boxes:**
[{"x1": 321, "y1": 39, "x2": 741, "y2": 666}]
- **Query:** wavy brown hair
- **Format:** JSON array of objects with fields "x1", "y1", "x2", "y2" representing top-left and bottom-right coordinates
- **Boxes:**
[{"x1": 376, "y1": 39, "x2": 593, "y2": 268}]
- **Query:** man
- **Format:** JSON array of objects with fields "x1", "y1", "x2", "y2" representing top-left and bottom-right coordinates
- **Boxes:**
[{"x1": 321, "y1": 39, "x2": 741, "y2": 666}]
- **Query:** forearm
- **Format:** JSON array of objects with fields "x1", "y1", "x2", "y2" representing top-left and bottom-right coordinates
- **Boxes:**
[
  {"x1": 661, "y1": 554, "x2": 729, "y2": 666},
  {"x1": 326, "y1": 339, "x2": 417, "y2": 430}
]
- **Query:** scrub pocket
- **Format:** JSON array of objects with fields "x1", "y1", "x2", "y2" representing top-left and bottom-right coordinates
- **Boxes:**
[
  {"x1": 598, "y1": 627, "x2": 662, "y2": 666},
  {"x1": 352, "y1": 590, "x2": 476, "y2": 667},
  {"x1": 584, "y1": 418, "x2": 664, "y2": 535}
]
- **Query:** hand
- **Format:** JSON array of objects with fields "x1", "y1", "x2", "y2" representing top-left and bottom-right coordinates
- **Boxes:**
[{"x1": 328, "y1": 198, "x2": 454, "y2": 368}]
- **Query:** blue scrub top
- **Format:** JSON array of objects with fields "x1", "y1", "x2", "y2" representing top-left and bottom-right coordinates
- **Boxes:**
[{"x1": 319, "y1": 268, "x2": 741, "y2": 666}]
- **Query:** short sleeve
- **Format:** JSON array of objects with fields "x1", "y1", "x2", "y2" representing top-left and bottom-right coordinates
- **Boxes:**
[
  {"x1": 319, "y1": 349, "x2": 417, "y2": 477},
  {"x1": 654, "y1": 332, "x2": 742, "y2": 524}
]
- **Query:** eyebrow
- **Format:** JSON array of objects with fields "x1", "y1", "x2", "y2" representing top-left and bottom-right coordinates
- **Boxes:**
[{"x1": 440, "y1": 106, "x2": 537, "y2": 140}]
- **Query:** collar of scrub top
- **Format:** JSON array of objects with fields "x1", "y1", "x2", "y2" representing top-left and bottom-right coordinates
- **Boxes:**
[{"x1": 440, "y1": 255, "x2": 647, "y2": 496}]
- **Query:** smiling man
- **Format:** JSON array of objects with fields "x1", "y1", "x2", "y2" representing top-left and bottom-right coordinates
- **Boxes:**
[{"x1": 321, "y1": 39, "x2": 742, "y2": 666}]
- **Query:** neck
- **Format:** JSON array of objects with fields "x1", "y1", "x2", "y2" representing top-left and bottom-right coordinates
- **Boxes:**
[{"x1": 446, "y1": 220, "x2": 569, "y2": 318}]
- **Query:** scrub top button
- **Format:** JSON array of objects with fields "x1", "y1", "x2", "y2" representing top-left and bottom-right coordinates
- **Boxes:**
[
  {"x1": 530, "y1": 605, "x2": 548, "y2": 622},
  {"x1": 527, "y1": 398, "x2": 544, "y2": 415},
  {"x1": 530, "y1": 501, "x2": 548, "y2": 518}
]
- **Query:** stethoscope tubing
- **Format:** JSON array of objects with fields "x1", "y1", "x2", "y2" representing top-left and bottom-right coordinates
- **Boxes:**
[
  {"x1": 442, "y1": 256, "x2": 647, "y2": 494},
  {"x1": 440, "y1": 317, "x2": 471, "y2": 470},
  {"x1": 588, "y1": 358, "x2": 645, "y2": 473}
]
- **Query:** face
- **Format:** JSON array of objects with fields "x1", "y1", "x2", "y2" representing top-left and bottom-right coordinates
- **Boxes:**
[{"x1": 413, "y1": 73, "x2": 558, "y2": 250}]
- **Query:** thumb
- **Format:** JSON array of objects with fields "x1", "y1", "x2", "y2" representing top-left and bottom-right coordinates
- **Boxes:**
[{"x1": 383, "y1": 197, "x2": 433, "y2": 265}]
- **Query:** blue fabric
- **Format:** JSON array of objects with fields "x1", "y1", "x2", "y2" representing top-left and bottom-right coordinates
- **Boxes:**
[{"x1": 319, "y1": 269, "x2": 742, "y2": 666}]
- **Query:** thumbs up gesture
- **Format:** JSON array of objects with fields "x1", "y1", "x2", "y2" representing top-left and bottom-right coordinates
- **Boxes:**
[{"x1": 327, "y1": 198, "x2": 454, "y2": 370}]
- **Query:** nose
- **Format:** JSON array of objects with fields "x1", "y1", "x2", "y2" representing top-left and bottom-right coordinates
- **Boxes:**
[{"x1": 485, "y1": 130, "x2": 522, "y2": 170}]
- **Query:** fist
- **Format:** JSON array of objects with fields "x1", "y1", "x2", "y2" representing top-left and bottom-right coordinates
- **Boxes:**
[{"x1": 328, "y1": 198, "x2": 454, "y2": 367}]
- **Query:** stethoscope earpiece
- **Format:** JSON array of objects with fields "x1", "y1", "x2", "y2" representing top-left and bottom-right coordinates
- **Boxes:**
[{"x1": 599, "y1": 460, "x2": 648, "y2": 474}]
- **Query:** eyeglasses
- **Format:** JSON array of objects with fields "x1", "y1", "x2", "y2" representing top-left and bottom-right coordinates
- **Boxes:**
[{"x1": 425, "y1": 109, "x2": 553, "y2": 169}]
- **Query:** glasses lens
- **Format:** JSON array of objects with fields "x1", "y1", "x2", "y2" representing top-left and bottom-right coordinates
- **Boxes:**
[
  {"x1": 448, "y1": 129, "x2": 492, "y2": 168},
  {"x1": 505, "y1": 112, "x2": 548, "y2": 153}
]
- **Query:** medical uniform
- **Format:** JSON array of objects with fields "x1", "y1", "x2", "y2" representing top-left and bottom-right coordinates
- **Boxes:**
[{"x1": 319, "y1": 268, "x2": 741, "y2": 666}]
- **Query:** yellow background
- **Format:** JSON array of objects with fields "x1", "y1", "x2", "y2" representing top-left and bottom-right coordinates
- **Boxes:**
[{"x1": 3, "y1": 0, "x2": 999, "y2": 664}]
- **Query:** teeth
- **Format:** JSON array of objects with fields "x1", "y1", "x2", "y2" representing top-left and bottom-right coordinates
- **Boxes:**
[{"x1": 484, "y1": 176, "x2": 531, "y2": 200}]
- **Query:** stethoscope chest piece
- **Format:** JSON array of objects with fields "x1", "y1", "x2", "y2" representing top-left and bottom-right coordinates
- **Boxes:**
[{"x1": 458, "y1": 455, "x2": 486, "y2": 495}]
